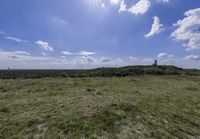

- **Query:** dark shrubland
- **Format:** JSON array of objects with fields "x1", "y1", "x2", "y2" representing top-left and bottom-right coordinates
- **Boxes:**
[{"x1": 0, "y1": 65, "x2": 200, "y2": 79}]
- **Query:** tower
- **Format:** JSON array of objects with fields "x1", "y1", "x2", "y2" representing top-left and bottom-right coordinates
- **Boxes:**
[{"x1": 153, "y1": 60, "x2": 157, "y2": 66}]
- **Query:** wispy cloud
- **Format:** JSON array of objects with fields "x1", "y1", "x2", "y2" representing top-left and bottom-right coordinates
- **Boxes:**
[
  {"x1": 14, "y1": 51, "x2": 31, "y2": 56},
  {"x1": 51, "y1": 16, "x2": 68, "y2": 26},
  {"x1": 5, "y1": 36, "x2": 29, "y2": 43},
  {"x1": 129, "y1": 56, "x2": 139, "y2": 62},
  {"x1": 61, "y1": 51, "x2": 73, "y2": 55},
  {"x1": 79, "y1": 51, "x2": 96, "y2": 55},
  {"x1": 79, "y1": 55, "x2": 95, "y2": 63},
  {"x1": 61, "y1": 51, "x2": 96, "y2": 56},
  {"x1": 0, "y1": 30, "x2": 5, "y2": 35},
  {"x1": 157, "y1": 0, "x2": 169, "y2": 3},
  {"x1": 157, "y1": 53, "x2": 173, "y2": 59}
]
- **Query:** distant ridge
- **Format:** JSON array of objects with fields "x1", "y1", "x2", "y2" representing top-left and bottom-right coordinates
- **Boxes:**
[{"x1": 0, "y1": 65, "x2": 200, "y2": 79}]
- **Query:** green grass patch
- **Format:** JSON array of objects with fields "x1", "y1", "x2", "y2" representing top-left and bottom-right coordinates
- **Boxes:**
[{"x1": 0, "y1": 76, "x2": 200, "y2": 138}]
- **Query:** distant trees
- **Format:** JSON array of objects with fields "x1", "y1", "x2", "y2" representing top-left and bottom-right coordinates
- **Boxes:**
[{"x1": 0, "y1": 65, "x2": 200, "y2": 79}]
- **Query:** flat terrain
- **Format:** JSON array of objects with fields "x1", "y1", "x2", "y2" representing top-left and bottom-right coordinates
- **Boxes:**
[{"x1": 0, "y1": 76, "x2": 200, "y2": 139}]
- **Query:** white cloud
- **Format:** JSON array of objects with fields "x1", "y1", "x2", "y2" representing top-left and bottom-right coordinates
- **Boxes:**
[
  {"x1": 0, "y1": 50, "x2": 31, "y2": 60},
  {"x1": 62, "y1": 51, "x2": 96, "y2": 56},
  {"x1": 79, "y1": 51, "x2": 96, "y2": 55},
  {"x1": 0, "y1": 50, "x2": 200, "y2": 69},
  {"x1": 171, "y1": 8, "x2": 200, "y2": 50},
  {"x1": 162, "y1": 0, "x2": 169, "y2": 3},
  {"x1": 101, "y1": 3, "x2": 105, "y2": 8},
  {"x1": 9, "y1": 55, "x2": 20, "y2": 59},
  {"x1": 0, "y1": 50, "x2": 63, "y2": 69},
  {"x1": 157, "y1": 53, "x2": 173, "y2": 59},
  {"x1": 14, "y1": 51, "x2": 31, "y2": 56},
  {"x1": 161, "y1": 0, "x2": 169, "y2": 3},
  {"x1": 141, "y1": 58, "x2": 154, "y2": 64},
  {"x1": 100, "y1": 57, "x2": 110, "y2": 62},
  {"x1": 51, "y1": 16, "x2": 68, "y2": 26},
  {"x1": 119, "y1": 0, "x2": 127, "y2": 12},
  {"x1": 5, "y1": 36, "x2": 28, "y2": 43},
  {"x1": 156, "y1": 0, "x2": 169, "y2": 3},
  {"x1": 42, "y1": 52, "x2": 47, "y2": 56},
  {"x1": 184, "y1": 55, "x2": 200, "y2": 61},
  {"x1": 128, "y1": 0, "x2": 151, "y2": 15},
  {"x1": 110, "y1": 0, "x2": 121, "y2": 5},
  {"x1": 115, "y1": 0, "x2": 169, "y2": 15},
  {"x1": 79, "y1": 55, "x2": 95, "y2": 63},
  {"x1": 61, "y1": 51, "x2": 73, "y2": 55},
  {"x1": 145, "y1": 16, "x2": 164, "y2": 38},
  {"x1": 60, "y1": 56, "x2": 66, "y2": 59},
  {"x1": 35, "y1": 40, "x2": 54, "y2": 51},
  {"x1": 129, "y1": 56, "x2": 138, "y2": 62}
]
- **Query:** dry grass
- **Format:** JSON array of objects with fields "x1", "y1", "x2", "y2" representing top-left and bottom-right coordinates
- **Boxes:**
[{"x1": 0, "y1": 76, "x2": 200, "y2": 138}]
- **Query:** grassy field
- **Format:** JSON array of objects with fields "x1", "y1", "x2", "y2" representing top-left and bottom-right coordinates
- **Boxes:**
[{"x1": 0, "y1": 76, "x2": 200, "y2": 139}]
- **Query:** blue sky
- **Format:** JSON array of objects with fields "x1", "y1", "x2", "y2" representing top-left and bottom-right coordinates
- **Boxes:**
[{"x1": 0, "y1": 0, "x2": 200, "y2": 69}]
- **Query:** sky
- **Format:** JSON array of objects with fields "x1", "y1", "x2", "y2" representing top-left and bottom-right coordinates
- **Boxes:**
[{"x1": 0, "y1": 0, "x2": 200, "y2": 69}]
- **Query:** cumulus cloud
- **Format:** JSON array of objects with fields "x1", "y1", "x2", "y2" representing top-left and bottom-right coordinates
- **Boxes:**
[
  {"x1": 145, "y1": 16, "x2": 164, "y2": 38},
  {"x1": 157, "y1": 53, "x2": 173, "y2": 59},
  {"x1": 119, "y1": 0, "x2": 127, "y2": 12},
  {"x1": 116, "y1": 0, "x2": 169, "y2": 15},
  {"x1": 35, "y1": 40, "x2": 54, "y2": 51},
  {"x1": 110, "y1": 0, "x2": 121, "y2": 5},
  {"x1": 184, "y1": 55, "x2": 200, "y2": 61},
  {"x1": 171, "y1": 8, "x2": 200, "y2": 51},
  {"x1": 128, "y1": 0, "x2": 151, "y2": 15},
  {"x1": 5, "y1": 36, "x2": 28, "y2": 43}
]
